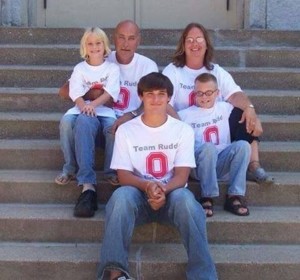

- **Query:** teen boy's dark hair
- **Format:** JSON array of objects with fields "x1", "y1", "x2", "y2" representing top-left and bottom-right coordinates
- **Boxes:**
[{"x1": 137, "y1": 72, "x2": 173, "y2": 97}]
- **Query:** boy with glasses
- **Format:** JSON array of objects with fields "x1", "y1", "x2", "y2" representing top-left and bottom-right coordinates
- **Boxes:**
[{"x1": 178, "y1": 73, "x2": 251, "y2": 217}]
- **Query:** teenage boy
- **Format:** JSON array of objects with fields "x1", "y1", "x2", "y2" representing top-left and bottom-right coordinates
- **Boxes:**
[
  {"x1": 98, "y1": 72, "x2": 217, "y2": 280},
  {"x1": 178, "y1": 73, "x2": 251, "y2": 217}
]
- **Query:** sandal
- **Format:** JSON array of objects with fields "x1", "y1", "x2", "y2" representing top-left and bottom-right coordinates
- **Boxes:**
[
  {"x1": 104, "y1": 174, "x2": 120, "y2": 186},
  {"x1": 55, "y1": 173, "x2": 75, "y2": 185},
  {"x1": 246, "y1": 161, "x2": 274, "y2": 184},
  {"x1": 200, "y1": 197, "x2": 214, "y2": 217},
  {"x1": 224, "y1": 195, "x2": 250, "y2": 216}
]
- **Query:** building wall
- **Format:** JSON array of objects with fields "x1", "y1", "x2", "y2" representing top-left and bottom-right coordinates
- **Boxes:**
[{"x1": 1, "y1": 0, "x2": 300, "y2": 30}]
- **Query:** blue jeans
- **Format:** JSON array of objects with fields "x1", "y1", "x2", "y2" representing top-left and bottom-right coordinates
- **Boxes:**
[
  {"x1": 98, "y1": 186, "x2": 218, "y2": 280},
  {"x1": 59, "y1": 114, "x2": 78, "y2": 176},
  {"x1": 74, "y1": 114, "x2": 115, "y2": 185},
  {"x1": 191, "y1": 141, "x2": 251, "y2": 198}
]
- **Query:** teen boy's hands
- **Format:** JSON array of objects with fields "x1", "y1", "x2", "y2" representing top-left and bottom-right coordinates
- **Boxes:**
[{"x1": 145, "y1": 182, "x2": 166, "y2": 210}]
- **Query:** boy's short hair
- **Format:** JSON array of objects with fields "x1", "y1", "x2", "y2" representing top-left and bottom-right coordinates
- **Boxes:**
[
  {"x1": 195, "y1": 73, "x2": 218, "y2": 85},
  {"x1": 137, "y1": 72, "x2": 173, "y2": 97},
  {"x1": 80, "y1": 27, "x2": 111, "y2": 59}
]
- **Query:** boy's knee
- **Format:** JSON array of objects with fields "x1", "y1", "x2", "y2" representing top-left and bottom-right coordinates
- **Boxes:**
[
  {"x1": 195, "y1": 142, "x2": 217, "y2": 162},
  {"x1": 235, "y1": 140, "x2": 251, "y2": 155}
]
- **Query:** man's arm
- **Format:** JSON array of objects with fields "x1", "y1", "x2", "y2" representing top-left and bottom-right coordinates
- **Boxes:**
[
  {"x1": 58, "y1": 81, "x2": 113, "y2": 106},
  {"x1": 111, "y1": 104, "x2": 144, "y2": 133},
  {"x1": 227, "y1": 91, "x2": 260, "y2": 135}
]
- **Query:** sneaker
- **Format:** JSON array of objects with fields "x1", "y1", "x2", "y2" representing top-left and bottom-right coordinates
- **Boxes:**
[
  {"x1": 74, "y1": 190, "x2": 98, "y2": 217},
  {"x1": 246, "y1": 167, "x2": 274, "y2": 184}
]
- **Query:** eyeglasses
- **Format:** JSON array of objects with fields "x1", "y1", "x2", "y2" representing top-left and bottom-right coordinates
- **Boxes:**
[
  {"x1": 185, "y1": 37, "x2": 205, "y2": 44},
  {"x1": 196, "y1": 89, "x2": 218, "y2": 97}
]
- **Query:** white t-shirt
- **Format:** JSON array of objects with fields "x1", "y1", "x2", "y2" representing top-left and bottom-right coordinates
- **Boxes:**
[
  {"x1": 178, "y1": 102, "x2": 234, "y2": 154},
  {"x1": 107, "y1": 51, "x2": 159, "y2": 117},
  {"x1": 65, "y1": 60, "x2": 120, "y2": 118},
  {"x1": 111, "y1": 115, "x2": 196, "y2": 185},
  {"x1": 162, "y1": 63, "x2": 242, "y2": 111}
]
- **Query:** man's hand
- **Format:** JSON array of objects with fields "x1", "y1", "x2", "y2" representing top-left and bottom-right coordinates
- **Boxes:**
[
  {"x1": 58, "y1": 82, "x2": 70, "y2": 100},
  {"x1": 58, "y1": 82, "x2": 114, "y2": 108},
  {"x1": 145, "y1": 182, "x2": 166, "y2": 211}
]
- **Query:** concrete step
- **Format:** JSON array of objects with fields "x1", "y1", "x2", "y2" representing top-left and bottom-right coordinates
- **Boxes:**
[
  {"x1": 0, "y1": 139, "x2": 102, "y2": 170},
  {"x1": 259, "y1": 114, "x2": 300, "y2": 141},
  {"x1": 0, "y1": 170, "x2": 299, "y2": 206},
  {"x1": 0, "y1": 87, "x2": 298, "y2": 115},
  {"x1": 0, "y1": 203, "x2": 299, "y2": 245},
  {"x1": 0, "y1": 87, "x2": 72, "y2": 113},
  {"x1": 0, "y1": 112, "x2": 299, "y2": 141},
  {"x1": 2, "y1": 65, "x2": 299, "y2": 90},
  {"x1": 0, "y1": 242, "x2": 299, "y2": 280},
  {"x1": 1, "y1": 45, "x2": 299, "y2": 68},
  {"x1": 0, "y1": 112, "x2": 62, "y2": 139},
  {"x1": 1, "y1": 27, "x2": 299, "y2": 47},
  {"x1": 247, "y1": 89, "x2": 300, "y2": 115},
  {"x1": 224, "y1": 67, "x2": 300, "y2": 90},
  {"x1": 0, "y1": 140, "x2": 299, "y2": 171}
]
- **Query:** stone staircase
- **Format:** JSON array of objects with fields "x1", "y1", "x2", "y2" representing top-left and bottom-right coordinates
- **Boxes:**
[{"x1": 0, "y1": 27, "x2": 299, "y2": 280}]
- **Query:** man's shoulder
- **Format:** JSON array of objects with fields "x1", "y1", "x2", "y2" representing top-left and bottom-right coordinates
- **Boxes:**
[{"x1": 135, "y1": 53, "x2": 158, "y2": 67}]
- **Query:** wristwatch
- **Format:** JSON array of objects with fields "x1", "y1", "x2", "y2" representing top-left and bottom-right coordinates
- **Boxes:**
[{"x1": 130, "y1": 110, "x2": 138, "y2": 117}]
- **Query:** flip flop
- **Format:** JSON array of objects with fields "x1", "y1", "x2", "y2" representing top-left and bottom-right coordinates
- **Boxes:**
[
  {"x1": 55, "y1": 173, "x2": 75, "y2": 185},
  {"x1": 104, "y1": 175, "x2": 120, "y2": 186}
]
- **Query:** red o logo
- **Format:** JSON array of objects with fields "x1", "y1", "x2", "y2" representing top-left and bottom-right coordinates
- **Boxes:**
[{"x1": 146, "y1": 152, "x2": 168, "y2": 178}]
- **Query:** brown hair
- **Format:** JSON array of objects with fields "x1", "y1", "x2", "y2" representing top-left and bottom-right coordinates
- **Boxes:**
[
  {"x1": 195, "y1": 73, "x2": 218, "y2": 85},
  {"x1": 172, "y1": 23, "x2": 214, "y2": 70},
  {"x1": 138, "y1": 72, "x2": 173, "y2": 97}
]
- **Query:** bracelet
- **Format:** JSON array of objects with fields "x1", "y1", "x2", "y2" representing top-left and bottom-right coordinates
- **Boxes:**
[{"x1": 130, "y1": 110, "x2": 138, "y2": 117}]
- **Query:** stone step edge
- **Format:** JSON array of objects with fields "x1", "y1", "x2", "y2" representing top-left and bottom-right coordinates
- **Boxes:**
[
  {"x1": 0, "y1": 242, "x2": 299, "y2": 264},
  {"x1": 1, "y1": 65, "x2": 300, "y2": 72},
  {"x1": 0, "y1": 203, "x2": 299, "y2": 225},
  {"x1": 1, "y1": 112, "x2": 300, "y2": 123},
  {"x1": 0, "y1": 139, "x2": 299, "y2": 152},
  {"x1": 0, "y1": 87, "x2": 298, "y2": 96},
  {"x1": 1, "y1": 170, "x2": 298, "y2": 185},
  {"x1": 1, "y1": 44, "x2": 300, "y2": 51}
]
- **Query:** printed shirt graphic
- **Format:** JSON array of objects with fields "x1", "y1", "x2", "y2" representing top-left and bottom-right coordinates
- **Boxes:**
[
  {"x1": 178, "y1": 102, "x2": 234, "y2": 154},
  {"x1": 107, "y1": 52, "x2": 158, "y2": 117},
  {"x1": 162, "y1": 63, "x2": 242, "y2": 112},
  {"x1": 111, "y1": 116, "x2": 196, "y2": 184},
  {"x1": 66, "y1": 60, "x2": 120, "y2": 118}
]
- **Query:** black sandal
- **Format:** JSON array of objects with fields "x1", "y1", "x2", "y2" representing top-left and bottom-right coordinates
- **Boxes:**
[
  {"x1": 200, "y1": 197, "x2": 214, "y2": 217},
  {"x1": 224, "y1": 195, "x2": 250, "y2": 216}
]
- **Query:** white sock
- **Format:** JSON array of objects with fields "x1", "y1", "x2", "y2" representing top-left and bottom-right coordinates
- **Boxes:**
[{"x1": 82, "y1": 183, "x2": 95, "y2": 193}]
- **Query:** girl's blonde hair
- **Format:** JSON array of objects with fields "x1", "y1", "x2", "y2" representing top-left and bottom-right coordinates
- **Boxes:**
[{"x1": 80, "y1": 27, "x2": 111, "y2": 59}]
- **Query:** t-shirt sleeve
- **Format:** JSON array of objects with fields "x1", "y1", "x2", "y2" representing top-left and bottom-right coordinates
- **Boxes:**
[
  {"x1": 174, "y1": 124, "x2": 196, "y2": 168},
  {"x1": 69, "y1": 64, "x2": 86, "y2": 102},
  {"x1": 103, "y1": 64, "x2": 121, "y2": 102},
  {"x1": 110, "y1": 125, "x2": 134, "y2": 171}
]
